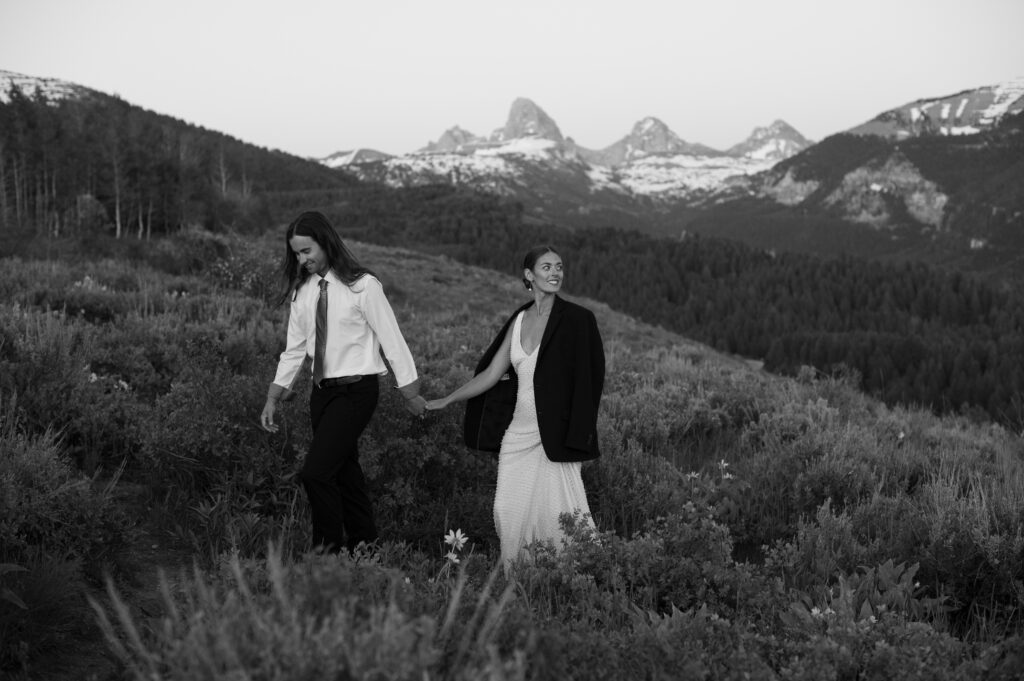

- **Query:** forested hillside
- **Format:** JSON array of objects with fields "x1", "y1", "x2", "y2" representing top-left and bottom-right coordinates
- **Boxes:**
[
  {"x1": 300, "y1": 184, "x2": 1024, "y2": 431},
  {"x1": 0, "y1": 83, "x2": 354, "y2": 237}
]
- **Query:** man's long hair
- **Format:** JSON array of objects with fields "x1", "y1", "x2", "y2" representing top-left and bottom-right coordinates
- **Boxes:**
[{"x1": 275, "y1": 211, "x2": 376, "y2": 306}]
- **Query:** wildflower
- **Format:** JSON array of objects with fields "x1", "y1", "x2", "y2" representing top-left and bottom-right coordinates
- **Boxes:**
[
  {"x1": 685, "y1": 471, "x2": 700, "y2": 480},
  {"x1": 444, "y1": 551, "x2": 460, "y2": 565},
  {"x1": 723, "y1": 472, "x2": 735, "y2": 480},
  {"x1": 444, "y1": 528, "x2": 468, "y2": 551}
]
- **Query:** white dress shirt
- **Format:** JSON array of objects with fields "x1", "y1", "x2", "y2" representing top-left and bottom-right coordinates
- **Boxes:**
[{"x1": 272, "y1": 271, "x2": 418, "y2": 390}]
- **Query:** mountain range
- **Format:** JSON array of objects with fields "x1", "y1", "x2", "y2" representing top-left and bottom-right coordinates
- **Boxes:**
[
  {"x1": 691, "y1": 78, "x2": 1024, "y2": 282},
  {"x1": 3, "y1": 66, "x2": 1022, "y2": 285},
  {"x1": 321, "y1": 97, "x2": 813, "y2": 210},
  {"x1": 323, "y1": 79, "x2": 1024, "y2": 283}
]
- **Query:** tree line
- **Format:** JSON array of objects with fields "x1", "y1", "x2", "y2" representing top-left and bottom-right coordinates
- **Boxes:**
[{"x1": 0, "y1": 84, "x2": 351, "y2": 237}]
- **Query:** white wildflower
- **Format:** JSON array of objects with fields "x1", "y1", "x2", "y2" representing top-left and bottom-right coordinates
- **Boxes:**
[{"x1": 444, "y1": 528, "x2": 468, "y2": 551}]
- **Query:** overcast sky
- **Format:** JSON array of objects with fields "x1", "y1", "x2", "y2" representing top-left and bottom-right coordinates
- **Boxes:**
[{"x1": 2, "y1": 0, "x2": 1022, "y2": 158}]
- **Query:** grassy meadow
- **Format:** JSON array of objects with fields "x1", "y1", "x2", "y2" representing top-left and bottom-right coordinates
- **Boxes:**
[{"x1": 1, "y1": 228, "x2": 1023, "y2": 680}]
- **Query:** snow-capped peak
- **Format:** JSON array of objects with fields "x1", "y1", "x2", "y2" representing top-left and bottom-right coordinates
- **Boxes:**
[
  {"x1": 421, "y1": 125, "x2": 485, "y2": 153},
  {"x1": 491, "y1": 97, "x2": 564, "y2": 143},
  {"x1": 726, "y1": 120, "x2": 811, "y2": 161}
]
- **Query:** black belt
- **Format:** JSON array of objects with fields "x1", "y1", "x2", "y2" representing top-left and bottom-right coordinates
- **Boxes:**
[{"x1": 318, "y1": 375, "x2": 371, "y2": 388}]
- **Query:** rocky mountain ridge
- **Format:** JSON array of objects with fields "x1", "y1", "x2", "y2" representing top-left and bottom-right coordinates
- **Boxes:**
[
  {"x1": 741, "y1": 79, "x2": 1024, "y2": 236},
  {"x1": 323, "y1": 97, "x2": 811, "y2": 218},
  {"x1": 685, "y1": 98, "x2": 1024, "y2": 285}
]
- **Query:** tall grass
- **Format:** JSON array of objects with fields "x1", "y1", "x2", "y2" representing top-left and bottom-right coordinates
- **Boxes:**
[{"x1": 92, "y1": 545, "x2": 525, "y2": 681}]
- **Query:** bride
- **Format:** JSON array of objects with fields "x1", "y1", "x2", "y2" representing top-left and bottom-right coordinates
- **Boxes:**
[{"x1": 425, "y1": 246, "x2": 605, "y2": 568}]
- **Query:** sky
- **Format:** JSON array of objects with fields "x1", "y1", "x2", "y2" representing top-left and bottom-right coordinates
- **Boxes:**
[{"x1": 2, "y1": 0, "x2": 1023, "y2": 159}]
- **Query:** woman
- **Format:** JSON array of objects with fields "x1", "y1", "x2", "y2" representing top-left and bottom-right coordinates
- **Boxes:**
[
  {"x1": 425, "y1": 246, "x2": 605, "y2": 568},
  {"x1": 260, "y1": 211, "x2": 426, "y2": 554}
]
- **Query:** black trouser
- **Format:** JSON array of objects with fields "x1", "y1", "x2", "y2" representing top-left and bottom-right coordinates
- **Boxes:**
[{"x1": 301, "y1": 375, "x2": 379, "y2": 553}]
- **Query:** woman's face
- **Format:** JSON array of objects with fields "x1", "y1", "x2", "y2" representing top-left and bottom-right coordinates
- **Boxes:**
[
  {"x1": 526, "y1": 252, "x2": 563, "y2": 293},
  {"x1": 289, "y1": 235, "x2": 328, "y2": 276}
]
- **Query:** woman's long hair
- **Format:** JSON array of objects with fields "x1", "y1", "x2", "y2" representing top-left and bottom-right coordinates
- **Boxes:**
[{"x1": 275, "y1": 211, "x2": 376, "y2": 306}]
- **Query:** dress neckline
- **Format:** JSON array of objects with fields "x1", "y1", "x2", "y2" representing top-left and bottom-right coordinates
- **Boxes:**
[{"x1": 517, "y1": 311, "x2": 540, "y2": 356}]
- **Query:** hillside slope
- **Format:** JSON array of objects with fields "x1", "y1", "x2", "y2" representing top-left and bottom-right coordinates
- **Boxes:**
[{"x1": 4, "y1": 233, "x2": 1024, "y2": 678}]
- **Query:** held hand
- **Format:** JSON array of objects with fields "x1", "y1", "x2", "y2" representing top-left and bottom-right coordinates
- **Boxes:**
[
  {"x1": 260, "y1": 399, "x2": 279, "y2": 433},
  {"x1": 424, "y1": 398, "x2": 448, "y2": 411},
  {"x1": 404, "y1": 395, "x2": 427, "y2": 418}
]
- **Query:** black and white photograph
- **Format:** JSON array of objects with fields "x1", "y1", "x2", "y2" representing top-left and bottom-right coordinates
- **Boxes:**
[{"x1": 2, "y1": 0, "x2": 1023, "y2": 678}]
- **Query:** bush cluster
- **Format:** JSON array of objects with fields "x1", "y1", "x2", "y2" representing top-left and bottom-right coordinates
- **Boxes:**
[
  {"x1": 3, "y1": 233, "x2": 1024, "y2": 678},
  {"x1": 0, "y1": 418, "x2": 134, "y2": 669}
]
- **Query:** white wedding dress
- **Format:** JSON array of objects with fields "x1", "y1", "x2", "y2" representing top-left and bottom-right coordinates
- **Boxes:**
[{"x1": 493, "y1": 311, "x2": 594, "y2": 568}]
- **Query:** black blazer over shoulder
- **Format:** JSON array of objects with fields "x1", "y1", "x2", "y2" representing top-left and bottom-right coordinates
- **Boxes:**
[{"x1": 464, "y1": 295, "x2": 605, "y2": 462}]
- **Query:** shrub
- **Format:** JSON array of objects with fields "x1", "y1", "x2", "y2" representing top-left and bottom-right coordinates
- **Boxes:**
[
  {"x1": 792, "y1": 449, "x2": 876, "y2": 517},
  {"x1": 515, "y1": 504, "x2": 772, "y2": 624},
  {"x1": 137, "y1": 355, "x2": 292, "y2": 500},
  {"x1": 0, "y1": 420, "x2": 133, "y2": 572},
  {"x1": 0, "y1": 305, "x2": 147, "y2": 473},
  {"x1": 0, "y1": 415, "x2": 134, "y2": 672},
  {"x1": 763, "y1": 500, "x2": 871, "y2": 592},
  {"x1": 583, "y1": 432, "x2": 689, "y2": 538},
  {"x1": 915, "y1": 476, "x2": 1024, "y2": 639},
  {"x1": 850, "y1": 494, "x2": 931, "y2": 566},
  {"x1": 209, "y1": 247, "x2": 280, "y2": 303},
  {"x1": 145, "y1": 228, "x2": 230, "y2": 275}
]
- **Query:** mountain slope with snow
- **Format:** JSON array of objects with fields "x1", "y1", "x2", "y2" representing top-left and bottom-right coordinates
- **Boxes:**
[
  {"x1": 848, "y1": 78, "x2": 1024, "y2": 139},
  {"x1": 0, "y1": 69, "x2": 91, "y2": 103}
]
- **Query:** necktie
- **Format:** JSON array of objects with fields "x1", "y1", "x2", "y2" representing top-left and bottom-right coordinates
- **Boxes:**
[{"x1": 312, "y1": 278, "x2": 328, "y2": 386}]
